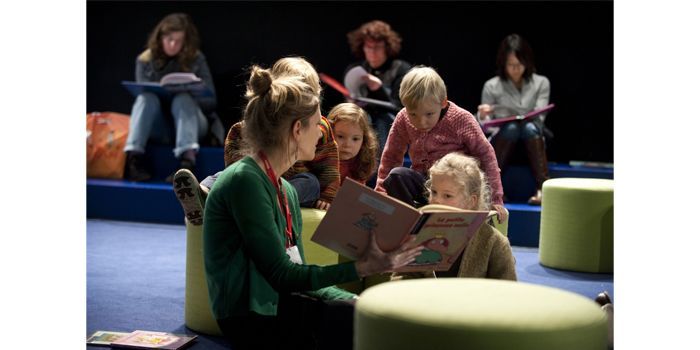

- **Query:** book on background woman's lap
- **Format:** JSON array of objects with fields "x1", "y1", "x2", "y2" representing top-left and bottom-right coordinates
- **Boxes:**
[
  {"x1": 121, "y1": 72, "x2": 214, "y2": 101},
  {"x1": 318, "y1": 70, "x2": 400, "y2": 111},
  {"x1": 480, "y1": 103, "x2": 556, "y2": 129},
  {"x1": 311, "y1": 179, "x2": 492, "y2": 272}
]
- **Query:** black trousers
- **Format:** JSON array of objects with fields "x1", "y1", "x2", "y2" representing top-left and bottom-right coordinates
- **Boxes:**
[
  {"x1": 217, "y1": 293, "x2": 355, "y2": 350},
  {"x1": 383, "y1": 167, "x2": 428, "y2": 207}
]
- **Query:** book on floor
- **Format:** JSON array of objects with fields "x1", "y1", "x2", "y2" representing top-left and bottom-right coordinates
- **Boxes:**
[
  {"x1": 121, "y1": 72, "x2": 214, "y2": 101},
  {"x1": 311, "y1": 178, "x2": 491, "y2": 272},
  {"x1": 86, "y1": 330, "x2": 131, "y2": 346},
  {"x1": 108, "y1": 330, "x2": 197, "y2": 350}
]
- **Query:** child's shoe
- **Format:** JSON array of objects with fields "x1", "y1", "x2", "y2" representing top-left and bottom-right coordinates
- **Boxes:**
[{"x1": 595, "y1": 291, "x2": 612, "y2": 306}]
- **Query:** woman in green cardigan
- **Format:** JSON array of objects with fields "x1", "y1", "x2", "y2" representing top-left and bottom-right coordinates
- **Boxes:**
[{"x1": 203, "y1": 65, "x2": 424, "y2": 349}]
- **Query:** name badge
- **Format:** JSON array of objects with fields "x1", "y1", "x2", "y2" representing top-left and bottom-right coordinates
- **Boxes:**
[{"x1": 286, "y1": 245, "x2": 303, "y2": 265}]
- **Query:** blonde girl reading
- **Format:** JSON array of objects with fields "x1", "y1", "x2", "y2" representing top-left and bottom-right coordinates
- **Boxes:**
[{"x1": 395, "y1": 152, "x2": 516, "y2": 280}]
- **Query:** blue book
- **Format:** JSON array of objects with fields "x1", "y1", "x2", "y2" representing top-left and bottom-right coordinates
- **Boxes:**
[{"x1": 121, "y1": 72, "x2": 214, "y2": 101}]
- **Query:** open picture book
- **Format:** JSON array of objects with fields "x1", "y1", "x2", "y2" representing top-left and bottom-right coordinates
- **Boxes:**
[
  {"x1": 480, "y1": 103, "x2": 555, "y2": 129},
  {"x1": 311, "y1": 179, "x2": 493, "y2": 272},
  {"x1": 86, "y1": 330, "x2": 131, "y2": 346},
  {"x1": 121, "y1": 72, "x2": 214, "y2": 101},
  {"x1": 86, "y1": 330, "x2": 197, "y2": 350}
]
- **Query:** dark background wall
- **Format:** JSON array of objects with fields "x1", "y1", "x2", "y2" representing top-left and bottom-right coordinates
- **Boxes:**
[{"x1": 87, "y1": 1, "x2": 613, "y2": 163}]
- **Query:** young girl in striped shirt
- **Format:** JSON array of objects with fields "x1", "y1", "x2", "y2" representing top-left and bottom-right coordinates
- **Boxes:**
[{"x1": 327, "y1": 103, "x2": 379, "y2": 186}]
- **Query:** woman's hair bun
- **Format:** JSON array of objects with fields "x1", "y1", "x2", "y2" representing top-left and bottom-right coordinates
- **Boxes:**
[{"x1": 248, "y1": 66, "x2": 273, "y2": 96}]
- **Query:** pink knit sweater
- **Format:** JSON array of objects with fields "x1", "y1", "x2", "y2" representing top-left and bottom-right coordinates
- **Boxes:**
[{"x1": 375, "y1": 101, "x2": 504, "y2": 205}]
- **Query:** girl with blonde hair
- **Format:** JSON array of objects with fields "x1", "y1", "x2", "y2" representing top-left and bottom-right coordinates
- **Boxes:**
[{"x1": 395, "y1": 152, "x2": 516, "y2": 281}]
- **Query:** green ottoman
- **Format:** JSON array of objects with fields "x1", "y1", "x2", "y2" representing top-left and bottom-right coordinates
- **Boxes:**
[
  {"x1": 300, "y1": 208, "x2": 338, "y2": 266},
  {"x1": 539, "y1": 178, "x2": 614, "y2": 273},
  {"x1": 355, "y1": 279, "x2": 607, "y2": 350},
  {"x1": 184, "y1": 221, "x2": 222, "y2": 335}
]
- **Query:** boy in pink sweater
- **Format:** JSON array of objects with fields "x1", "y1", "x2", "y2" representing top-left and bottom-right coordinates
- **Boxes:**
[{"x1": 375, "y1": 66, "x2": 507, "y2": 221}]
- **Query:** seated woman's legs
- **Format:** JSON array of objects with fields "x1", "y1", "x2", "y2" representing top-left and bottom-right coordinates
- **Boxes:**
[
  {"x1": 520, "y1": 121, "x2": 548, "y2": 204},
  {"x1": 216, "y1": 295, "x2": 354, "y2": 350},
  {"x1": 492, "y1": 122, "x2": 520, "y2": 171},
  {"x1": 123, "y1": 92, "x2": 162, "y2": 181},
  {"x1": 288, "y1": 173, "x2": 321, "y2": 208},
  {"x1": 171, "y1": 92, "x2": 209, "y2": 166},
  {"x1": 383, "y1": 167, "x2": 427, "y2": 207},
  {"x1": 217, "y1": 313, "x2": 282, "y2": 349}
]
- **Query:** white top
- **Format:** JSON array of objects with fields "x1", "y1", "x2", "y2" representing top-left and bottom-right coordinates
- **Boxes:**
[{"x1": 480, "y1": 73, "x2": 551, "y2": 125}]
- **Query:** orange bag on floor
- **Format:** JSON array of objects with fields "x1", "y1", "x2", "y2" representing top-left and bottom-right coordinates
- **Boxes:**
[{"x1": 87, "y1": 112, "x2": 130, "y2": 179}]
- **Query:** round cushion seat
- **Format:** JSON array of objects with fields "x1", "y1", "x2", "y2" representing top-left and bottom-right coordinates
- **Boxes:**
[
  {"x1": 538, "y1": 178, "x2": 614, "y2": 273},
  {"x1": 355, "y1": 279, "x2": 607, "y2": 350},
  {"x1": 185, "y1": 222, "x2": 222, "y2": 335},
  {"x1": 300, "y1": 208, "x2": 338, "y2": 266}
]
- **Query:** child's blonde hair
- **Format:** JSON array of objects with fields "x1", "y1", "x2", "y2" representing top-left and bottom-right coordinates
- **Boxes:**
[
  {"x1": 399, "y1": 66, "x2": 447, "y2": 110},
  {"x1": 271, "y1": 56, "x2": 322, "y2": 96},
  {"x1": 327, "y1": 103, "x2": 378, "y2": 181},
  {"x1": 425, "y1": 152, "x2": 491, "y2": 210}
]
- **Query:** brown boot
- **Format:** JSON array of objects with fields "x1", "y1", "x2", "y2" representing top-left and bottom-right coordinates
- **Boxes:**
[
  {"x1": 492, "y1": 136, "x2": 516, "y2": 172},
  {"x1": 125, "y1": 151, "x2": 152, "y2": 182},
  {"x1": 524, "y1": 136, "x2": 549, "y2": 205}
]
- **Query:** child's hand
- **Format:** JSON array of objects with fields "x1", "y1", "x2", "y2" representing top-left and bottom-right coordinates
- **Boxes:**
[
  {"x1": 315, "y1": 199, "x2": 331, "y2": 211},
  {"x1": 477, "y1": 104, "x2": 493, "y2": 119},
  {"x1": 492, "y1": 204, "x2": 508, "y2": 223},
  {"x1": 362, "y1": 74, "x2": 383, "y2": 91}
]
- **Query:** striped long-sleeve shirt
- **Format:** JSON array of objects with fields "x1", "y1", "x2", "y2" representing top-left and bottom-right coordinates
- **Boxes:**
[{"x1": 224, "y1": 116, "x2": 341, "y2": 203}]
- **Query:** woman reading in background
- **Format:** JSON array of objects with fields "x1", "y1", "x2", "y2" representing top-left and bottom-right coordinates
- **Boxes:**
[
  {"x1": 123, "y1": 13, "x2": 222, "y2": 182},
  {"x1": 478, "y1": 33, "x2": 551, "y2": 205}
]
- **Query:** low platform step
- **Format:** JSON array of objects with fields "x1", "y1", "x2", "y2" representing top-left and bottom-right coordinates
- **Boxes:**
[
  {"x1": 502, "y1": 163, "x2": 613, "y2": 202},
  {"x1": 504, "y1": 203, "x2": 542, "y2": 247},
  {"x1": 139, "y1": 146, "x2": 225, "y2": 182},
  {"x1": 87, "y1": 179, "x2": 184, "y2": 225},
  {"x1": 87, "y1": 146, "x2": 612, "y2": 248},
  {"x1": 87, "y1": 179, "x2": 544, "y2": 247}
]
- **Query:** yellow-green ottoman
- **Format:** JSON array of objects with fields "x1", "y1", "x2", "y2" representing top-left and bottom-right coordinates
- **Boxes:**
[
  {"x1": 355, "y1": 279, "x2": 607, "y2": 350},
  {"x1": 539, "y1": 178, "x2": 614, "y2": 273},
  {"x1": 300, "y1": 208, "x2": 338, "y2": 266},
  {"x1": 184, "y1": 221, "x2": 222, "y2": 335}
]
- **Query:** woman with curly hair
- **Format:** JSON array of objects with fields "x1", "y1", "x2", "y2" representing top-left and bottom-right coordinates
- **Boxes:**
[
  {"x1": 124, "y1": 13, "x2": 223, "y2": 182},
  {"x1": 345, "y1": 20, "x2": 412, "y2": 155},
  {"x1": 327, "y1": 102, "x2": 379, "y2": 185}
]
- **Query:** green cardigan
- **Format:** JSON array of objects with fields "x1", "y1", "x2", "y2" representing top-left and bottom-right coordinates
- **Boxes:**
[{"x1": 203, "y1": 156, "x2": 358, "y2": 320}]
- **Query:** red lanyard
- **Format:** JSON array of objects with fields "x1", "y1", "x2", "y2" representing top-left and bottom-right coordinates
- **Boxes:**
[{"x1": 258, "y1": 151, "x2": 294, "y2": 248}]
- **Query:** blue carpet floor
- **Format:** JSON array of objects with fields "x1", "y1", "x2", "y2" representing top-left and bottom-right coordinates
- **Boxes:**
[{"x1": 87, "y1": 219, "x2": 613, "y2": 349}]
